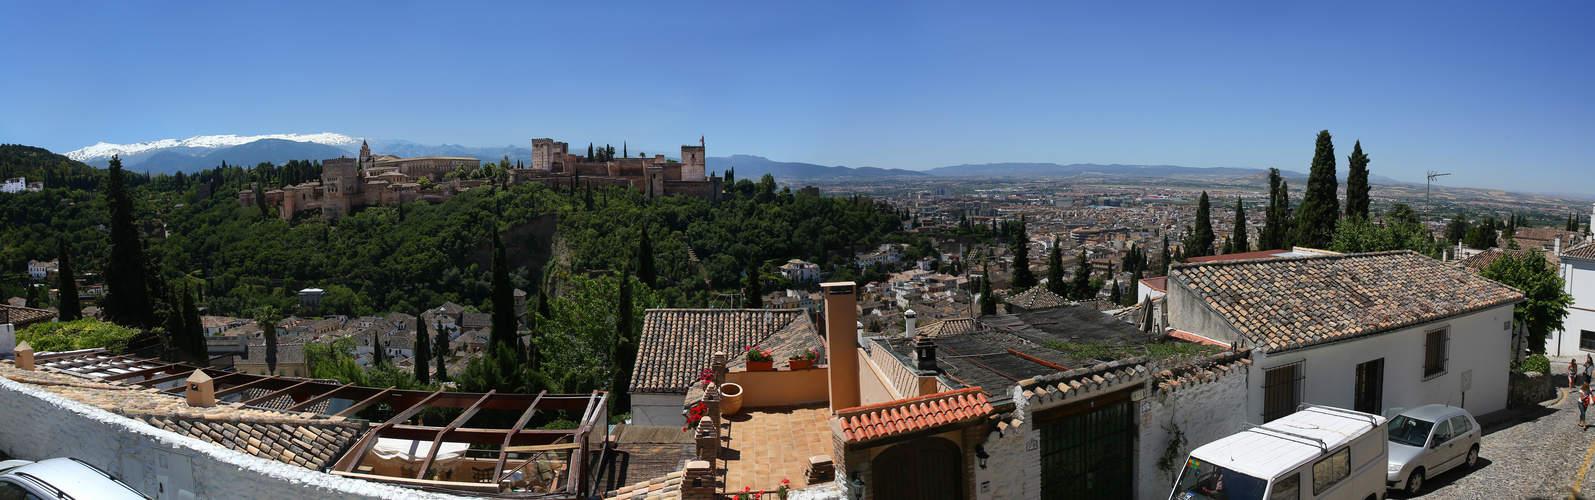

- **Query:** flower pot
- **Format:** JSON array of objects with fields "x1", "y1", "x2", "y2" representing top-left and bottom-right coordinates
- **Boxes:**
[
  {"x1": 747, "y1": 361, "x2": 774, "y2": 371},
  {"x1": 788, "y1": 359, "x2": 813, "y2": 370},
  {"x1": 720, "y1": 383, "x2": 744, "y2": 415}
]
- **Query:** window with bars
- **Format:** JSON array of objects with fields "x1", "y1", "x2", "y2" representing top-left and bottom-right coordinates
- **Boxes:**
[
  {"x1": 1263, "y1": 361, "x2": 1304, "y2": 423},
  {"x1": 1424, "y1": 328, "x2": 1449, "y2": 379}
]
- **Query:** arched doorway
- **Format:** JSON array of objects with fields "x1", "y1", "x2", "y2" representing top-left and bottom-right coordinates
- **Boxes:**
[{"x1": 871, "y1": 436, "x2": 963, "y2": 500}]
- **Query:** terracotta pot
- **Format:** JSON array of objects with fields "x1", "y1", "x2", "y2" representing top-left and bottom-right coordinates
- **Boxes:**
[
  {"x1": 747, "y1": 361, "x2": 774, "y2": 371},
  {"x1": 721, "y1": 382, "x2": 744, "y2": 415},
  {"x1": 788, "y1": 359, "x2": 813, "y2": 370}
]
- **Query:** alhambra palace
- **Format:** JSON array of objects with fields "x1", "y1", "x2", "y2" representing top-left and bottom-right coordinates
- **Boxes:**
[{"x1": 239, "y1": 139, "x2": 723, "y2": 219}]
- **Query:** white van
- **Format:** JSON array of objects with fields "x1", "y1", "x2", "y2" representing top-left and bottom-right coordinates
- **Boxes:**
[{"x1": 1170, "y1": 405, "x2": 1389, "y2": 500}]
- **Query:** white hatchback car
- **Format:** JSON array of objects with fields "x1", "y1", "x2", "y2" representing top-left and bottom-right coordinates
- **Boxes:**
[
  {"x1": 0, "y1": 457, "x2": 149, "y2": 499},
  {"x1": 1386, "y1": 404, "x2": 1481, "y2": 494}
]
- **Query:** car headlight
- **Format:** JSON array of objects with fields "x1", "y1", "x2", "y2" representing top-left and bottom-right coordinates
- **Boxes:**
[{"x1": 1388, "y1": 463, "x2": 1403, "y2": 473}]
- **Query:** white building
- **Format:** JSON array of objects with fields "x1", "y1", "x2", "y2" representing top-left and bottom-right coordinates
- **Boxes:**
[
  {"x1": 1552, "y1": 241, "x2": 1595, "y2": 357},
  {"x1": 26, "y1": 260, "x2": 57, "y2": 280},
  {"x1": 1, "y1": 177, "x2": 25, "y2": 194},
  {"x1": 1166, "y1": 251, "x2": 1524, "y2": 422},
  {"x1": 777, "y1": 259, "x2": 821, "y2": 283}
]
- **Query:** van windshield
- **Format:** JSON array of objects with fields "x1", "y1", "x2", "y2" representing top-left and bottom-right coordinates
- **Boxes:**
[
  {"x1": 1171, "y1": 458, "x2": 1267, "y2": 500},
  {"x1": 1389, "y1": 415, "x2": 1435, "y2": 447}
]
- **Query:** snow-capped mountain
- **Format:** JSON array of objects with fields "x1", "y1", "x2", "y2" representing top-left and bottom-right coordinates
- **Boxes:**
[{"x1": 66, "y1": 133, "x2": 359, "y2": 163}]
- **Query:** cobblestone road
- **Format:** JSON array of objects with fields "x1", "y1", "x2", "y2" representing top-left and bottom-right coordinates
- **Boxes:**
[{"x1": 1396, "y1": 388, "x2": 1592, "y2": 500}]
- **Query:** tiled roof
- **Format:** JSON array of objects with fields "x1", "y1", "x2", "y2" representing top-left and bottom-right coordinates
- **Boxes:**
[
  {"x1": 1004, "y1": 287, "x2": 1070, "y2": 311},
  {"x1": 1185, "y1": 249, "x2": 1294, "y2": 263},
  {"x1": 1455, "y1": 248, "x2": 1558, "y2": 272},
  {"x1": 916, "y1": 317, "x2": 980, "y2": 337},
  {"x1": 1565, "y1": 242, "x2": 1595, "y2": 260},
  {"x1": 833, "y1": 387, "x2": 992, "y2": 444},
  {"x1": 1170, "y1": 250, "x2": 1525, "y2": 352},
  {"x1": 0, "y1": 304, "x2": 57, "y2": 327},
  {"x1": 1138, "y1": 276, "x2": 1168, "y2": 293},
  {"x1": 137, "y1": 414, "x2": 359, "y2": 470},
  {"x1": 630, "y1": 309, "x2": 806, "y2": 394},
  {"x1": 240, "y1": 344, "x2": 306, "y2": 365}
]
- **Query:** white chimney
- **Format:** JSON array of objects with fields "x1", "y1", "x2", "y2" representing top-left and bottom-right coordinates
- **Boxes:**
[
  {"x1": 904, "y1": 309, "x2": 917, "y2": 339},
  {"x1": 1556, "y1": 237, "x2": 1562, "y2": 256}
]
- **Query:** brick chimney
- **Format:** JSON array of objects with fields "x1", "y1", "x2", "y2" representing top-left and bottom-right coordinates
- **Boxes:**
[
  {"x1": 15, "y1": 340, "x2": 33, "y2": 371},
  {"x1": 186, "y1": 370, "x2": 216, "y2": 407},
  {"x1": 822, "y1": 282, "x2": 860, "y2": 412},
  {"x1": 914, "y1": 335, "x2": 941, "y2": 396}
]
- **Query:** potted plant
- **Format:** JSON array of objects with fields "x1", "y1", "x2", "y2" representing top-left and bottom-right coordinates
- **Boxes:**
[
  {"x1": 745, "y1": 347, "x2": 775, "y2": 371},
  {"x1": 788, "y1": 347, "x2": 820, "y2": 370}
]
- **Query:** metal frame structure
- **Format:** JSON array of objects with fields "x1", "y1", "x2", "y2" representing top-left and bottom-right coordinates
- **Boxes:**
[{"x1": 30, "y1": 349, "x2": 610, "y2": 498}]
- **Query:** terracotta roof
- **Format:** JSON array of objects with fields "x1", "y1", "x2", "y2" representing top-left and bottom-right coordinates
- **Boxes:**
[
  {"x1": 1170, "y1": 250, "x2": 1525, "y2": 352},
  {"x1": 136, "y1": 414, "x2": 359, "y2": 470},
  {"x1": 1455, "y1": 248, "x2": 1558, "y2": 272},
  {"x1": 0, "y1": 304, "x2": 57, "y2": 327},
  {"x1": 630, "y1": 309, "x2": 806, "y2": 394},
  {"x1": 1003, "y1": 287, "x2": 1070, "y2": 311},
  {"x1": 1565, "y1": 242, "x2": 1595, "y2": 261},
  {"x1": 1185, "y1": 249, "x2": 1294, "y2": 263},
  {"x1": 1139, "y1": 276, "x2": 1167, "y2": 293},
  {"x1": 916, "y1": 317, "x2": 981, "y2": 337},
  {"x1": 833, "y1": 387, "x2": 992, "y2": 444}
]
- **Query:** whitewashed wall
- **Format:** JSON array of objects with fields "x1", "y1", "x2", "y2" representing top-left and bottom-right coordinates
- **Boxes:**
[
  {"x1": 0, "y1": 375, "x2": 473, "y2": 500},
  {"x1": 1134, "y1": 366, "x2": 1249, "y2": 499},
  {"x1": 1552, "y1": 256, "x2": 1595, "y2": 357}
]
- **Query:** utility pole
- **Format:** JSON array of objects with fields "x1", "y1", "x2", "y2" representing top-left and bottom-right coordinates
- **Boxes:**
[{"x1": 1426, "y1": 171, "x2": 1451, "y2": 215}]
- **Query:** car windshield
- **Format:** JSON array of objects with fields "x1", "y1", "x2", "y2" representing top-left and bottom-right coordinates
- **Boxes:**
[
  {"x1": 1389, "y1": 414, "x2": 1435, "y2": 447},
  {"x1": 1171, "y1": 458, "x2": 1268, "y2": 500}
]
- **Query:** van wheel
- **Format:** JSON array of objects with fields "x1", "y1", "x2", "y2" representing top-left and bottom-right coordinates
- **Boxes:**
[
  {"x1": 1467, "y1": 444, "x2": 1480, "y2": 468},
  {"x1": 1406, "y1": 468, "x2": 1425, "y2": 494}
]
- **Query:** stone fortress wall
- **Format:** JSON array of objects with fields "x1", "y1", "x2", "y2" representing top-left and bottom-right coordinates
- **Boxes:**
[
  {"x1": 0, "y1": 373, "x2": 476, "y2": 500},
  {"x1": 243, "y1": 138, "x2": 721, "y2": 220}
]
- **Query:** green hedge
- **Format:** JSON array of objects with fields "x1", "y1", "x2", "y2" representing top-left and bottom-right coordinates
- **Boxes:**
[{"x1": 16, "y1": 319, "x2": 142, "y2": 353}]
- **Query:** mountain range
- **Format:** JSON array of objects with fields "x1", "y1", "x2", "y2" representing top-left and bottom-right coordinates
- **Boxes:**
[{"x1": 65, "y1": 133, "x2": 1413, "y2": 186}]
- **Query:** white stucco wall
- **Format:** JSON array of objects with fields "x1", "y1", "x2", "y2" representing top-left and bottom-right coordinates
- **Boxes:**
[
  {"x1": 1247, "y1": 305, "x2": 1514, "y2": 422},
  {"x1": 1134, "y1": 366, "x2": 1249, "y2": 499},
  {"x1": 629, "y1": 393, "x2": 685, "y2": 427},
  {"x1": 1552, "y1": 256, "x2": 1595, "y2": 357},
  {"x1": 0, "y1": 374, "x2": 474, "y2": 500}
]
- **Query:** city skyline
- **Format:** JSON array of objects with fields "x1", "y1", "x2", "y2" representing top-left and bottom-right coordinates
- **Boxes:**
[{"x1": 3, "y1": 1, "x2": 1591, "y2": 194}]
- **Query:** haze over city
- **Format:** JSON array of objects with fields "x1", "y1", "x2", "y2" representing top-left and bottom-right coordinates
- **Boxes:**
[{"x1": 3, "y1": 1, "x2": 1591, "y2": 195}]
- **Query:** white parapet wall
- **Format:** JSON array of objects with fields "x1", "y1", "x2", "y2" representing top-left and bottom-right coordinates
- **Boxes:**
[{"x1": 0, "y1": 374, "x2": 476, "y2": 500}]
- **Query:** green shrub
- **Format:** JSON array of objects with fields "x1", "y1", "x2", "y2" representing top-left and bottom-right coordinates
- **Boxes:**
[
  {"x1": 1512, "y1": 353, "x2": 1550, "y2": 374},
  {"x1": 16, "y1": 319, "x2": 142, "y2": 353}
]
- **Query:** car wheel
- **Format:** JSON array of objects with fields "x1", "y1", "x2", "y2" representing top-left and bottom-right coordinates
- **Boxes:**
[
  {"x1": 1406, "y1": 468, "x2": 1425, "y2": 495},
  {"x1": 1467, "y1": 444, "x2": 1480, "y2": 468}
]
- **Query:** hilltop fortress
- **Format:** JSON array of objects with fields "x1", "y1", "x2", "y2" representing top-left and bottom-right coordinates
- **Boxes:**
[{"x1": 240, "y1": 139, "x2": 722, "y2": 219}]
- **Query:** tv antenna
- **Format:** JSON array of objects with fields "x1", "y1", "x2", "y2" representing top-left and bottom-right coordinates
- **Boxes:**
[{"x1": 1426, "y1": 171, "x2": 1451, "y2": 214}]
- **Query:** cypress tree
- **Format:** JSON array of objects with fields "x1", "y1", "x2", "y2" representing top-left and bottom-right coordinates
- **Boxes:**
[
  {"x1": 1046, "y1": 237, "x2": 1065, "y2": 297},
  {"x1": 613, "y1": 268, "x2": 636, "y2": 411},
  {"x1": 415, "y1": 307, "x2": 431, "y2": 384},
  {"x1": 1346, "y1": 141, "x2": 1371, "y2": 220},
  {"x1": 636, "y1": 227, "x2": 656, "y2": 288},
  {"x1": 1108, "y1": 280, "x2": 1122, "y2": 305},
  {"x1": 979, "y1": 272, "x2": 997, "y2": 316},
  {"x1": 56, "y1": 238, "x2": 81, "y2": 322},
  {"x1": 1293, "y1": 130, "x2": 1340, "y2": 248},
  {"x1": 744, "y1": 260, "x2": 764, "y2": 309},
  {"x1": 1126, "y1": 268, "x2": 1143, "y2": 306},
  {"x1": 1232, "y1": 196, "x2": 1250, "y2": 254},
  {"x1": 104, "y1": 156, "x2": 155, "y2": 328},
  {"x1": 1260, "y1": 168, "x2": 1292, "y2": 250},
  {"x1": 1010, "y1": 217, "x2": 1037, "y2": 292},
  {"x1": 372, "y1": 329, "x2": 385, "y2": 366},
  {"x1": 255, "y1": 182, "x2": 269, "y2": 219},
  {"x1": 261, "y1": 316, "x2": 278, "y2": 375},
  {"x1": 182, "y1": 282, "x2": 205, "y2": 362},
  {"x1": 1159, "y1": 234, "x2": 1171, "y2": 277},
  {"x1": 1070, "y1": 252, "x2": 1094, "y2": 300},
  {"x1": 1187, "y1": 191, "x2": 1216, "y2": 258},
  {"x1": 490, "y1": 230, "x2": 516, "y2": 351}
]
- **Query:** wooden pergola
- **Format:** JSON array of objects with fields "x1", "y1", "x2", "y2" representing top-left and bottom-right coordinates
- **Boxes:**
[{"x1": 32, "y1": 349, "x2": 610, "y2": 498}]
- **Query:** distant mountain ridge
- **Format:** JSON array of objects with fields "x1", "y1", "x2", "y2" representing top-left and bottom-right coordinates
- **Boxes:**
[
  {"x1": 708, "y1": 155, "x2": 928, "y2": 180},
  {"x1": 923, "y1": 162, "x2": 1405, "y2": 185}
]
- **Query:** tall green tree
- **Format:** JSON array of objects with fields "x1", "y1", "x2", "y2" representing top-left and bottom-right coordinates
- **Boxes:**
[
  {"x1": 181, "y1": 282, "x2": 205, "y2": 361},
  {"x1": 372, "y1": 329, "x2": 386, "y2": 366},
  {"x1": 1046, "y1": 237, "x2": 1065, "y2": 297},
  {"x1": 978, "y1": 272, "x2": 997, "y2": 316},
  {"x1": 1185, "y1": 191, "x2": 1216, "y2": 258},
  {"x1": 1260, "y1": 168, "x2": 1293, "y2": 250},
  {"x1": 1293, "y1": 130, "x2": 1340, "y2": 248},
  {"x1": 744, "y1": 260, "x2": 764, "y2": 309},
  {"x1": 636, "y1": 227, "x2": 656, "y2": 288},
  {"x1": 1480, "y1": 250, "x2": 1573, "y2": 354},
  {"x1": 1010, "y1": 217, "x2": 1037, "y2": 292},
  {"x1": 260, "y1": 315, "x2": 278, "y2": 375},
  {"x1": 255, "y1": 182, "x2": 269, "y2": 219},
  {"x1": 103, "y1": 156, "x2": 155, "y2": 328},
  {"x1": 490, "y1": 230, "x2": 517, "y2": 351},
  {"x1": 1159, "y1": 234, "x2": 1171, "y2": 277},
  {"x1": 1125, "y1": 269, "x2": 1143, "y2": 306},
  {"x1": 612, "y1": 268, "x2": 636, "y2": 412},
  {"x1": 1345, "y1": 140, "x2": 1371, "y2": 220},
  {"x1": 1069, "y1": 252, "x2": 1094, "y2": 301},
  {"x1": 1231, "y1": 197, "x2": 1250, "y2": 254},
  {"x1": 414, "y1": 306, "x2": 431, "y2": 384},
  {"x1": 55, "y1": 238, "x2": 81, "y2": 322}
]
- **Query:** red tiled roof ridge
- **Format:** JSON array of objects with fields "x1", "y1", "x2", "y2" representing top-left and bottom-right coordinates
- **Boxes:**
[
  {"x1": 836, "y1": 386, "x2": 985, "y2": 417},
  {"x1": 1172, "y1": 249, "x2": 1409, "y2": 270}
]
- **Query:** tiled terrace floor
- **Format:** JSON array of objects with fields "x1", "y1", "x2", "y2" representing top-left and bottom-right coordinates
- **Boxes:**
[{"x1": 720, "y1": 405, "x2": 832, "y2": 494}]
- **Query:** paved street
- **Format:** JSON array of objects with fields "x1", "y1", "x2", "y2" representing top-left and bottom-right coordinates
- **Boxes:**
[{"x1": 1397, "y1": 387, "x2": 1594, "y2": 500}]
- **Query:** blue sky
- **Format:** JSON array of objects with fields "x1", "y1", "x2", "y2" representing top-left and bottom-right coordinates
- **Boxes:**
[{"x1": 3, "y1": 1, "x2": 1591, "y2": 195}]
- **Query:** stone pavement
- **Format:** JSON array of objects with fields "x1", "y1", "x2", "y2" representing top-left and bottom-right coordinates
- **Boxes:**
[{"x1": 1401, "y1": 387, "x2": 1595, "y2": 499}]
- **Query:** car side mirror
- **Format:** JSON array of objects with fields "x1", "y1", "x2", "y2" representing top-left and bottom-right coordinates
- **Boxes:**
[{"x1": 1430, "y1": 438, "x2": 1443, "y2": 449}]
